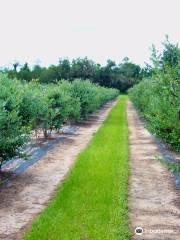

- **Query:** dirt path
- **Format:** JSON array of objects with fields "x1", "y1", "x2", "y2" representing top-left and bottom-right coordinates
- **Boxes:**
[
  {"x1": 0, "y1": 100, "x2": 117, "y2": 240},
  {"x1": 127, "y1": 101, "x2": 180, "y2": 240}
]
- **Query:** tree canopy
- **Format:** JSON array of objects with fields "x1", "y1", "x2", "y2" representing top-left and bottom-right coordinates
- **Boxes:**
[{"x1": 3, "y1": 57, "x2": 146, "y2": 92}]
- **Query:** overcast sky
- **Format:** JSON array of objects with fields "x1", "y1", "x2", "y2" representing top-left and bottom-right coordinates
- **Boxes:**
[{"x1": 0, "y1": 0, "x2": 179, "y2": 67}]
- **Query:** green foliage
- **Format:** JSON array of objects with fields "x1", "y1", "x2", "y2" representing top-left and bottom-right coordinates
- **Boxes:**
[
  {"x1": 0, "y1": 75, "x2": 30, "y2": 168},
  {"x1": 44, "y1": 84, "x2": 76, "y2": 132},
  {"x1": 0, "y1": 74, "x2": 118, "y2": 167},
  {"x1": 129, "y1": 38, "x2": 180, "y2": 151},
  {"x1": 58, "y1": 59, "x2": 71, "y2": 79},
  {"x1": 71, "y1": 79, "x2": 118, "y2": 117},
  {"x1": 57, "y1": 80, "x2": 81, "y2": 121},
  {"x1": 5, "y1": 57, "x2": 141, "y2": 92},
  {"x1": 71, "y1": 57, "x2": 96, "y2": 79}
]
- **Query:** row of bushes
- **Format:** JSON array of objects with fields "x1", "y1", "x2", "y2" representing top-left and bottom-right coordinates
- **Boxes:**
[
  {"x1": 0, "y1": 74, "x2": 119, "y2": 168},
  {"x1": 129, "y1": 38, "x2": 180, "y2": 151},
  {"x1": 129, "y1": 71, "x2": 180, "y2": 151}
]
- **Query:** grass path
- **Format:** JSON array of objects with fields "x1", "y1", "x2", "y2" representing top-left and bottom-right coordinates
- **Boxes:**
[{"x1": 24, "y1": 96, "x2": 131, "y2": 240}]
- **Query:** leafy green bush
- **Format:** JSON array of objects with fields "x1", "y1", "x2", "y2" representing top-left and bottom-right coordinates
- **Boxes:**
[
  {"x1": 129, "y1": 38, "x2": 180, "y2": 151},
  {"x1": 56, "y1": 81, "x2": 81, "y2": 122},
  {"x1": 42, "y1": 84, "x2": 77, "y2": 135},
  {"x1": 71, "y1": 79, "x2": 118, "y2": 117},
  {"x1": 71, "y1": 80, "x2": 100, "y2": 117},
  {"x1": 0, "y1": 75, "x2": 30, "y2": 169}
]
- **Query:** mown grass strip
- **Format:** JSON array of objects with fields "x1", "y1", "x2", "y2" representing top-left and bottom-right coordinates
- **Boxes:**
[{"x1": 24, "y1": 96, "x2": 131, "y2": 240}]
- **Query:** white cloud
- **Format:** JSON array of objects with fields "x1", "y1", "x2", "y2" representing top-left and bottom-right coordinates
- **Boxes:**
[{"x1": 0, "y1": 0, "x2": 179, "y2": 67}]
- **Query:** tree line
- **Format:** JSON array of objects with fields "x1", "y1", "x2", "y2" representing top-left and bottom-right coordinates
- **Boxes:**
[{"x1": 1, "y1": 57, "x2": 152, "y2": 92}]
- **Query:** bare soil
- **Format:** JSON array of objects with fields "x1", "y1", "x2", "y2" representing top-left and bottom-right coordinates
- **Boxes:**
[
  {"x1": 127, "y1": 101, "x2": 180, "y2": 240},
  {"x1": 0, "y1": 100, "x2": 117, "y2": 240}
]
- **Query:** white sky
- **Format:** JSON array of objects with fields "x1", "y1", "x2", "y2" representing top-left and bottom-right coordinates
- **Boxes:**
[{"x1": 0, "y1": 0, "x2": 179, "y2": 67}]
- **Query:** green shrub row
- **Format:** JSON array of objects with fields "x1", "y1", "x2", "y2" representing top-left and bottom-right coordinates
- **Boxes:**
[
  {"x1": 0, "y1": 74, "x2": 119, "y2": 168},
  {"x1": 129, "y1": 72, "x2": 180, "y2": 151},
  {"x1": 129, "y1": 37, "x2": 180, "y2": 151}
]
